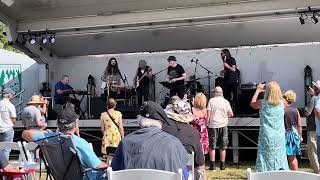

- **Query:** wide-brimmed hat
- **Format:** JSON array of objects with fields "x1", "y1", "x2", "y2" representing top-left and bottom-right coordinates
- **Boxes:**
[
  {"x1": 139, "y1": 101, "x2": 170, "y2": 124},
  {"x1": 164, "y1": 97, "x2": 194, "y2": 123},
  {"x1": 167, "y1": 56, "x2": 177, "y2": 61},
  {"x1": 27, "y1": 95, "x2": 45, "y2": 105},
  {"x1": 312, "y1": 80, "x2": 320, "y2": 90}
]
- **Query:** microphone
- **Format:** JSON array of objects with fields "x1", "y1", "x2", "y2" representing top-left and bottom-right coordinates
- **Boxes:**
[{"x1": 190, "y1": 58, "x2": 195, "y2": 63}]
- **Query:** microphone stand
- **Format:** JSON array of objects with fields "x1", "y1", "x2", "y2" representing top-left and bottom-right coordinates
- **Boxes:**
[
  {"x1": 152, "y1": 67, "x2": 168, "y2": 101},
  {"x1": 195, "y1": 59, "x2": 215, "y2": 98}
]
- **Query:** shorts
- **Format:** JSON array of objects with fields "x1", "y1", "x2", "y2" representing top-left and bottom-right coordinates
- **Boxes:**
[{"x1": 208, "y1": 126, "x2": 228, "y2": 149}]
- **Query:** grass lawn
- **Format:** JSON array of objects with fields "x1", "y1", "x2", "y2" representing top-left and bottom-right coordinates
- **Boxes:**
[
  {"x1": 34, "y1": 160, "x2": 313, "y2": 180},
  {"x1": 206, "y1": 160, "x2": 313, "y2": 179}
]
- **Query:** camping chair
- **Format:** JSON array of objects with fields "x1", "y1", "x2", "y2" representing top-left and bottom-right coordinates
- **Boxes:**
[
  {"x1": 105, "y1": 147, "x2": 117, "y2": 166},
  {"x1": 0, "y1": 169, "x2": 37, "y2": 180},
  {"x1": 247, "y1": 168, "x2": 320, "y2": 180},
  {"x1": 35, "y1": 134, "x2": 107, "y2": 180},
  {"x1": 0, "y1": 142, "x2": 36, "y2": 180},
  {"x1": 107, "y1": 167, "x2": 183, "y2": 180}
]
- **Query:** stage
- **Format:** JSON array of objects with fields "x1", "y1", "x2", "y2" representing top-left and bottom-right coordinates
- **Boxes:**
[{"x1": 14, "y1": 118, "x2": 307, "y2": 163}]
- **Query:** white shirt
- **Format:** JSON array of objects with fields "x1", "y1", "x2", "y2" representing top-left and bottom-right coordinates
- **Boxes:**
[
  {"x1": 207, "y1": 96, "x2": 232, "y2": 128},
  {"x1": 0, "y1": 98, "x2": 16, "y2": 132}
]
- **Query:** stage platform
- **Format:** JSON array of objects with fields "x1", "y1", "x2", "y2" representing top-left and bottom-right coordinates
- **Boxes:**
[
  {"x1": 13, "y1": 118, "x2": 307, "y2": 163},
  {"x1": 14, "y1": 117, "x2": 307, "y2": 129}
]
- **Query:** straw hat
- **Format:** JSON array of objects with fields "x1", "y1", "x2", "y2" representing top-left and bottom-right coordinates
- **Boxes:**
[{"x1": 27, "y1": 95, "x2": 45, "y2": 105}]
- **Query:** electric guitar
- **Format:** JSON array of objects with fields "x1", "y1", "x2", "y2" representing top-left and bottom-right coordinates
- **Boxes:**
[{"x1": 134, "y1": 67, "x2": 152, "y2": 89}]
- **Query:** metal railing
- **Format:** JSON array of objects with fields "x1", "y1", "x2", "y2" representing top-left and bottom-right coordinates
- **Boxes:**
[{"x1": 12, "y1": 89, "x2": 25, "y2": 116}]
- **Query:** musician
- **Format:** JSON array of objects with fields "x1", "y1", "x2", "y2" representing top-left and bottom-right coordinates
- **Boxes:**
[
  {"x1": 54, "y1": 75, "x2": 80, "y2": 114},
  {"x1": 166, "y1": 56, "x2": 186, "y2": 99},
  {"x1": 133, "y1": 60, "x2": 152, "y2": 107},
  {"x1": 101, "y1": 57, "x2": 123, "y2": 100},
  {"x1": 220, "y1": 49, "x2": 238, "y2": 108}
]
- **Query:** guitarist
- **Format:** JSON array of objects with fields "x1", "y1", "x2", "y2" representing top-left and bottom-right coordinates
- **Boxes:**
[
  {"x1": 133, "y1": 60, "x2": 152, "y2": 107},
  {"x1": 101, "y1": 57, "x2": 123, "y2": 101}
]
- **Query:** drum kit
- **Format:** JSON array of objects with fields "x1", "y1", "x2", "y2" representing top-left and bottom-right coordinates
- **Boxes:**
[{"x1": 101, "y1": 80, "x2": 136, "y2": 99}]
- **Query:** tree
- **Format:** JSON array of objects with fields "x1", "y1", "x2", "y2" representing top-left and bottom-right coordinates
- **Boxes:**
[{"x1": 0, "y1": 22, "x2": 21, "y2": 53}]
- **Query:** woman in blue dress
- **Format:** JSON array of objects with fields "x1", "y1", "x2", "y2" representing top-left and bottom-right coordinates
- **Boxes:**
[{"x1": 250, "y1": 81, "x2": 288, "y2": 172}]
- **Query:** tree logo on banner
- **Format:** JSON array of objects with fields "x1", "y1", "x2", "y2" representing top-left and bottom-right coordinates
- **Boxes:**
[{"x1": 0, "y1": 64, "x2": 21, "y2": 93}]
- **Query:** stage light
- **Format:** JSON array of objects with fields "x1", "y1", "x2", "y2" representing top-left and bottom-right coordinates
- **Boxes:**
[
  {"x1": 299, "y1": 14, "x2": 305, "y2": 25},
  {"x1": 311, "y1": 12, "x2": 319, "y2": 24},
  {"x1": 49, "y1": 35, "x2": 55, "y2": 44},
  {"x1": 41, "y1": 36, "x2": 48, "y2": 44},
  {"x1": 28, "y1": 36, "x2": 36, "y2": 45},
  {"x1": 1, "y1": 0, "x2": 14, "y2": 7}
]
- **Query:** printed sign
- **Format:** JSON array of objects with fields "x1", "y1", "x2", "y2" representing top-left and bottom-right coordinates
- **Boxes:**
[{"x1": 0, "y1": 64, "x2": 21, "y2": 92}]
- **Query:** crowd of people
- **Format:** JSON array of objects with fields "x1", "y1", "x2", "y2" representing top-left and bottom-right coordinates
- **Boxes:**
[{"x1": 0, "y1": 49, "x2": 320, "y2": 179}]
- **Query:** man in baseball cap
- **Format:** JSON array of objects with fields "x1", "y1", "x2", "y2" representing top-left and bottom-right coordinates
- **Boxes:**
[
  {"x1": 0, "y1": 88, "x2": 16, "y2": 160},
  {"x1": 22, "y1": 108, "x2": 107, "y2": 178},
  {"x1": 112, "y1": 101, "x2": 190, "y2": 180}
]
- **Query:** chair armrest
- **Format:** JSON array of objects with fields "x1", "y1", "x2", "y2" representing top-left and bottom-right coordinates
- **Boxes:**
[{"x1": 83, "y1": 167, "x2": 108, "y2": 173}]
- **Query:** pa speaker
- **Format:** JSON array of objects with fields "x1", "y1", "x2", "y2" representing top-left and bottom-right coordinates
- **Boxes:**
[
  {"x1": 236, "y1": 88, "x2": 259, "y2": 117},
  {"x1": 90, "y1": 97, "x2": 107, "y2": 119}
]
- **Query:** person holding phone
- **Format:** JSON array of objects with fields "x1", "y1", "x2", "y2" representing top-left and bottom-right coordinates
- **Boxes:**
[{"x1": 250, "y1": 82, "x2": 288, "y2": 172}]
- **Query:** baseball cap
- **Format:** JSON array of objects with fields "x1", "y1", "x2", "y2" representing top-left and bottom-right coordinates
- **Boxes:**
[{"x1": 139, "y1": 101, "x2": 170, "y2": 124}]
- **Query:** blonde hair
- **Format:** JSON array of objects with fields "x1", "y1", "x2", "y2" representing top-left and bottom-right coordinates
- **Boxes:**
[
  {"x1": 194, "y1": 93, "x2": 207, "y2": 110},
  {"x1": 107, "y1": 98, "x2": 116, "y2": 109},
  {"x1": 283, "y1": 90, "x2": 296, "y2": 104},
  {"x1": 264, "y1": 81, "x2": 283, "y2": 106}
]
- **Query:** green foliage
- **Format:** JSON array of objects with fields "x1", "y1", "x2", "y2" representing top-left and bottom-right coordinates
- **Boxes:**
[{"x1": 0, "y1": 22, "x2": 21, "y2": 53}]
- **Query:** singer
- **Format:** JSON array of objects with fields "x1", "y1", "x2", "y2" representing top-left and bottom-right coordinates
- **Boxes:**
[
  {"x1": 101, "y1": 57, "x2": 123, "y2": 100},
  {"x1": 133, "y1": 60, "x2": 152, "y2": 107},
  {"x1": 220, "y1": 49, "x2": 239, "y2": 109},
  {"x1": 166, "y1": 56, "x2": 186, "y2": 99}
]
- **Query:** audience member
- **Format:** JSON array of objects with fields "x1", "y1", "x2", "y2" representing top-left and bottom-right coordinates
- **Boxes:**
[
  {"x1": 283, "y1": 90, "x2": 302, "y2": 170},
  {"x1": 191, "y1": 93, "x2": 209, "y2": 155},
  {"x1": 21, "y1": 95, "x2": 48, "y2": 130},
  {"x1": 22, "y1": 108, "x2": 107, "y2": 179},
  {"x1": 100, "y1": 98, "x2": 124, "y2": 161},
  {"x1": 250, "y1": 82, "x2": 288, "y2": 172},
  {"x1": 111, "y1": 101, "x2": 189, "y2": 180},
  {"x1": 313, "y1": 81, "x2": 320, "y2": 167},
  {"x1": 163, "y1": 97, "x2": 205, "y2": 180},
  {"x1": 0, "y1": 88, "x2": 16, "y2": 160},
  {"x1": 206, "y1": 86, "x2": 233, "y2": 170},
  {"x1": 305, "y1": 82, "x2": 320, "y2": 173},
  {"x1": 0, "y1": 151, "x2": 25, "y2": 173}
]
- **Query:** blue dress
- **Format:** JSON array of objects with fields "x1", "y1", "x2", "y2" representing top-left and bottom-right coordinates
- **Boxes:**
[{"x1": 256, "y1": 100, "x2": 289, "y2": 172}]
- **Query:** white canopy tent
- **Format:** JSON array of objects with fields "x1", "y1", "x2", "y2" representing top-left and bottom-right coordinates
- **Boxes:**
[{"x1": 0, "y1": 0, "x2": 320, "y2": 59}]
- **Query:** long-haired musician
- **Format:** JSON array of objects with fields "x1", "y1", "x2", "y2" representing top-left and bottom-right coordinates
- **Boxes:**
[
  {"x1": 101, "y1": 57, "x2": 123, "y2": 100},
  {"x1": 133, "y1": 60, "x2": 152, "y2": 107}
]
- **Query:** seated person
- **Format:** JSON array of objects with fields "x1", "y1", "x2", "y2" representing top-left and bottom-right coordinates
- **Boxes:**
[
  {"x1": 54, "y1": 75, "x2": 80, "y2": 114},
  {"x1": 0, "y1": 151, "x2": 25, "y2": 173},
  {"x1": 163, "y1": 96, "x2": 205, "y2": 180},
  {"x1": 21, "y1": 95, "x2": 48, "y2": 130},
  {"x1": 22, "y1": 108, "x2": 107, "y2": 179},
  {"x1": 111, "y1": 101, "x2": 189, "y2": 180}
]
